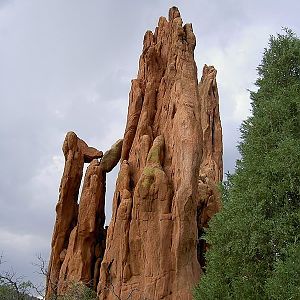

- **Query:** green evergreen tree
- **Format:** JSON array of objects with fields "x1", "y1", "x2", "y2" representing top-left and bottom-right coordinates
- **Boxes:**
[{"x1": 194, "y1": 29, "x2": 300, "y2": 300}]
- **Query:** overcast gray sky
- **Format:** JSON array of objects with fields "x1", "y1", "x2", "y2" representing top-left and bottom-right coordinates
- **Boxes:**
[{"x1": 1, "y1": 0, "x2": 299, "y2": 291}]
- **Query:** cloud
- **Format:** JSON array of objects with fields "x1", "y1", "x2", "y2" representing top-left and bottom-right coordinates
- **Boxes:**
[
  {"x1": 0, "y1": 0, "x2": 11, "y2": 9},
  {"x1": 0, "y1": 228, "x2": 47, "y2": 253}
]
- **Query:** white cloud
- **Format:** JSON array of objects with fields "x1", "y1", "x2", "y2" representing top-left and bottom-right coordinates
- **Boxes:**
[
  {"x1": 0, "y1": 228, "x2": 47, "y2": 251},
  {"x1": 197, "y1": 24, "x2": 272, "y2": 123}
]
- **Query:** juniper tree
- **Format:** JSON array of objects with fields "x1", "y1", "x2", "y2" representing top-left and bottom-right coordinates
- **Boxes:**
[{"x1": 194, "y1": 29, "x2": 300, "y2": 300}]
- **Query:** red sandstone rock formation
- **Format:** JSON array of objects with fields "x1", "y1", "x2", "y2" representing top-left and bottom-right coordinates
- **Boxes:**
[
  {"x1": 199, "y1": 65, "x2": 223, "y2": 183},
  {"x1": 46, "y1": 133, "x2": 122, "y2": 299},
  {"x1": 46, "y1": 7, "x2": 223, "y2": 300},
  {"x1": 197, "y1": 65, "x2": 223, "y2": 269},
  {"x1": 97, "y1": 7, "x2": 222, "y2": 300},
  {"x1": 46, "y1": 132, "x2": 102, "y2": 298},
  {"x1": 57, "y1": 159, "x2": 106, "y2": 293}
]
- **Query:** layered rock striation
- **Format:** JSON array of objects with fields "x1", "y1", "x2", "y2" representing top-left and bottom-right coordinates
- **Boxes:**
[{"x1": 46, "y1": 7, "x2": 223, "y2": 300}]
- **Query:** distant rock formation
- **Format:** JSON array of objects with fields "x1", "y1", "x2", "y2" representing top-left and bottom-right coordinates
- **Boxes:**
[{"x1": 46, "y1": 7, "x2": 222, "y2": 300}]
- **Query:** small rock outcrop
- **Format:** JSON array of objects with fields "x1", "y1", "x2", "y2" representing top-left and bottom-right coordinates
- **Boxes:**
[{"x1": 46, "y1": 7, "x2": 223, "y2": 300}]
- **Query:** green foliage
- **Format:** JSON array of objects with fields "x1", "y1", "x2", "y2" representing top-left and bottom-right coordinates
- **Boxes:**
[
  {"x1": 266, "y1": 244, "x2": 300, "y2": 299},
  {"x1": 194, "y1": 29, "x2": 300, "y2": 299},
  {"x1": 0, "y1": 254, "x2": 97, "y2": 299},
  {"x1": 0, "y1": 281, "x2": 37, "y2": 300},
  {"x1": 55, "y1": 282, "x2": 97, "y2": 300},
  {"x1": 0, "y1": 284, "x2": 17, "y2": 300}
]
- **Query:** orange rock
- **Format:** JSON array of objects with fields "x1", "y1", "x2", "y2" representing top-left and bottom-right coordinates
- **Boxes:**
[
  {"x1": 46, "y1": 132, "x2": 105, "y2": 299},
  {"x1": 57, "y1": 159, "x2": 106, "y2": 294},
  {"x1": 199, "y1": 64, "x2": 223, "y2": 183},
  {"x1": 46, "y1": 7, "x2": 223, "y2": 300},
  {"x1": 97, "y1": 7, "x2": 222, "y2": 300},
  {"x1": 197, "y1": 65, "x2": 223, "y2": 270}
]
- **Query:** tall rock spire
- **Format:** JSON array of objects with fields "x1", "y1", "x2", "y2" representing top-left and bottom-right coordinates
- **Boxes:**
[
  {"x1": 97, "y1": 7, "x2": 222, "y2": 300},
  {"x1": 46, "y1": 132, "x2": 103, "y2": 298},
  {"x1": 197, "y1": 65, "x2": 223, "y2": 270},
  {"x1": 46, "y1": 7, "x2": 223, "y2": 300},
  {"x1": 45, "y1": 133, "x2": 122, "y2": 299}
]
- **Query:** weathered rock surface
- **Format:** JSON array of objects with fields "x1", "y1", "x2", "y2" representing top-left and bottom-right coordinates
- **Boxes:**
[
  {"x1": 199, "y1": 65, "x2": 223, "y2": 183},
  {"x1": 197, "y1": 65, "x2": 223, "y2": 269},
  {"x1": 46, "y1": 134, "x2": 120, "y2": 299},
  {"x1": 101, "y1": 139, "x2": 123, "y2": 173},
  {"x1": 46, "y1": 7, "x2": 223, "y2": 300},
  {"x1": 97, "y1": 7, "x2": 222, "y2": 300},
  {"x1": 57, "y1": 159, "x2": 106, "y2": 293}
]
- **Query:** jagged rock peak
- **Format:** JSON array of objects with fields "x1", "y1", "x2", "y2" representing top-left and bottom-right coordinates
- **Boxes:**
[
  {"x1": 121, "y1": 6, "x2": 197, "y2": 164},
  {"x1": 97, "y1": 7, "x2": 222, "y2": 300},
  {"x1": 168, "y1": 6, "x2": 181, "y2": 21},
  {"x1": 46, "y1": 7, "x2": 223, "y2": 300}
]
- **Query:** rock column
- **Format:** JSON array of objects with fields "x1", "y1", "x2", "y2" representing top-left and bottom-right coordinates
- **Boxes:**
[
  {"x1": 97, "y1": 7, "x2": 222, "y2": 300},
  {"x1": 46, "y1": 133, "x2": 122, "y2": 299}
]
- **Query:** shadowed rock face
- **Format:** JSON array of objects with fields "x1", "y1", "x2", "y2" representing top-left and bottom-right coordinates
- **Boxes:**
[
  {"x1": 46, "y1": 7, "x2": 223, "y2": 300},
  {"x1": 97, "y1": 7, "x2": 222, "y2": 300}
]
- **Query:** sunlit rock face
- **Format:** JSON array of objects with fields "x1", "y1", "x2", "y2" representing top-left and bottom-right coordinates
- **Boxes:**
[{"x1": 46, "y1": 7, "x2": 223, "y2": 300}]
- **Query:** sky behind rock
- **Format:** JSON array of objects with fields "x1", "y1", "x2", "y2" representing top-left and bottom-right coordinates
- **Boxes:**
[{"x1": 0, "y1": 0, "x2": 299, "y2": 291}]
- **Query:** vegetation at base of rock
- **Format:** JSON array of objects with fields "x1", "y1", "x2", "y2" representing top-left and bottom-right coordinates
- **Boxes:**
[
  {"x1": 0, "y1": 277, "x2": 97, "y2": 300},
  {"x1": 194, "y1": 29, "x2": 300, "y2": 299},
  {"x1": 52, "y1": 282, "x2": 97, "y2": 300},
  {"x1": 0, "y1": 255, "x2": 39, "y2": 300},
  {"x1": 0, "y1": 254, "x2": 97, "y2": 300},
  {"x1": 0, "y1": 283, "x2": 38, "y2": 300}
]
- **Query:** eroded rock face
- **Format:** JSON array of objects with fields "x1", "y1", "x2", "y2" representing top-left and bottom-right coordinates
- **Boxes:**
[
  {"x1": 97, "y1": 7, "x2": 222, "y2": 300},
  {"x1": 46, "y1": 7, "x2": 223, "y2": 300},
  {"x1": 197, "y1": 65, "x2": 223, "y2": 269},
  {"x1": 199, "y1": 65, "x2": 223, "y2": 183},
  {"x1": 57, "y1": 159, "x2": 106, "y2": 294},
  {"x1": 46, "y1": 134, "x2": 120, "y2": 299}
]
